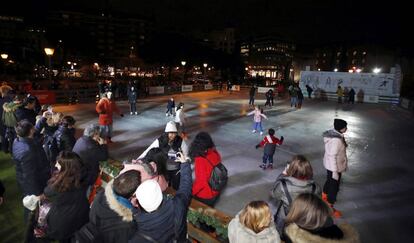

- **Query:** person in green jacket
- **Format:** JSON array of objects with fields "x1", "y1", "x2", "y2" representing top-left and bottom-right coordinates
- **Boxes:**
[{"x1": 2, "y1": 94, "x2": 23, "y2": 152}]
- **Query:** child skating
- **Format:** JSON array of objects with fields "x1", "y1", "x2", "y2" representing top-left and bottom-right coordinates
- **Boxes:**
[
  {"x1": 166, "y1": 97, "x2": 175, "y2": 117},
  {"x1": 255, "y1": 128, "x2": 284, "y2": 169},
  {"x1": 246, "y1": 106, "x2": 268, "y2": 135}
]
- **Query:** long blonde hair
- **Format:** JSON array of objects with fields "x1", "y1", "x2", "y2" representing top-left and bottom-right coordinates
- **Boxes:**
[
  {"x1": 285, "y1": 193, "x2": 331, "y2": 230},
  {"x1": 239, "y1": 201, "x2": 272, "y2": 234}
]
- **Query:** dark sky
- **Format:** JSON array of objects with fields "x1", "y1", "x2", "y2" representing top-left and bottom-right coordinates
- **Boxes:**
[{"x1": 3, "y1": 0, "x2": 410, "y2": 47}]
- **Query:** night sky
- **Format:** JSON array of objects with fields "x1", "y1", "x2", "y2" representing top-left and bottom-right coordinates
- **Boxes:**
[{"x1": 2, "y1": 0, "x2": 410, "y2": 49}]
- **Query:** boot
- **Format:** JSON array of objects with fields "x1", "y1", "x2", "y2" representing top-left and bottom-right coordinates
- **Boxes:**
[{"x1": 328, "y1": 203, "x2": 342, "y2": 218}]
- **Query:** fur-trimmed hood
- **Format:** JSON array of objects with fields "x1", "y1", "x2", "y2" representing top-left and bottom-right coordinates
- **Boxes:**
[
  {"x1": 104, "y1": 180, "x2": 133, "y2": 222},
  {"x1": 285, "y1": 223, "x2": 360, "y2": 243},
  {"x1": 322, "y1": 129, "x2": 343, "y2": 139}
]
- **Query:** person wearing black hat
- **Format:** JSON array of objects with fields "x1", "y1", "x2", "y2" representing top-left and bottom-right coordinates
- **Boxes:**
[{"x1": 321, "y1": 118, "x2": 348, "y2": 218}]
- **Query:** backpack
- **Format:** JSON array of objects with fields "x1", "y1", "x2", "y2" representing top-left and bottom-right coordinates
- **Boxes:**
[{"x1": 205, "y1": 158, "x2": 228, "y2": 192}]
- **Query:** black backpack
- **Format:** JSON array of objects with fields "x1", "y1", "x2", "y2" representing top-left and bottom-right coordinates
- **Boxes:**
[{"x1": 205, "y1": 158, "x2": 228, "y2": 192}]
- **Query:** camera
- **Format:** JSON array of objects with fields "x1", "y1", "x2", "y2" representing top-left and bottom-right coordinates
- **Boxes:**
[{"x1": 168, "y1": 151, "x2": 177, "y2": 160}]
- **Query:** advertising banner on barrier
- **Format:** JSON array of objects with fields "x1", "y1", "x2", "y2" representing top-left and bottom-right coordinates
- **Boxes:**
[
  {"x1": 30, "y1": 90, "x2": 56, "y2": 104},
  {"x1": 231, "y1": 85, "x2": 240, "y2": 91},
  {"x1": 300, "y1": 71, "x2": 399, "y2": 97},
  {"x1": 204, "y1": 84, "x2": 213, "y2": 90},
  {"x1": 258, "y1": 87, "x2": 274, "y2": 93},
  {"x1": 182, "y1": 85, "x2": 193, "y2": 92},
  {"x1": 149, "y1": 86, "x2": 165, "y2": 94}
]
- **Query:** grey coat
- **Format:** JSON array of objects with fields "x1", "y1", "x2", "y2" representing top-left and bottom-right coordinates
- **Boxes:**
[{"x1": 271, "y1": 174, "x2": 321, "y2": 231}]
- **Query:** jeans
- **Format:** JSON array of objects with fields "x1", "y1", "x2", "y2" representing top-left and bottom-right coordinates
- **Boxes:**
[
  {"x1": 166, "y1": 107, "x2": 173, "y2": 115},
  {"x1": 262, "y1": 153, "x2": 274, "y2": 166},
  {"x1": 323, "y1": 170, "x2": 342, "y2": 204},
  {"x1": 100, "y1": 124, "x2": 113, "y2": 138},
  {"x1": 253, "y1": 122, "x2": 263, "y2": 132},
  {"x1": 290, "y1": 97, "x2": 297, "y2": 107},
  {"x1": 249, "y1": 96, "x2": 255, "y2": 105},
  {"x1": 129, "y1": 102, "x2": 136, "y2": 113}
]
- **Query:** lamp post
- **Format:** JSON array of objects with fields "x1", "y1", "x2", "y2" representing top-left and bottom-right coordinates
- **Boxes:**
[
  {"x1": 44, "y1": 48, "x2": 55, "y2": 82},
  {"x1": 1, "y1": 53, "x2": 8, "y2": 76},
  {"x1": 203, "y1": 63, "x2": 208, "y2": 81},
  {"x1": 181, "y1": 61, "x2": 186, "y2": 83}
]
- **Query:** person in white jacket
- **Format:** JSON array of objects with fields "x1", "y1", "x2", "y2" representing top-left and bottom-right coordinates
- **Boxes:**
[
  {"x1": 174, "y1": 102, "x2": 186, "y2": 134},
  {"x1": 247, "y1": 106, "x2": 268, "y2": 135},
  {"x1": 321, "y1": 118, "x2": 348, "y2": 218},
  {"x1": 138, "y1": 121, "x2": 188, "y2": 190},
  {"x1": 228, "y1": 200, "x2": 281, "y2": 243}
]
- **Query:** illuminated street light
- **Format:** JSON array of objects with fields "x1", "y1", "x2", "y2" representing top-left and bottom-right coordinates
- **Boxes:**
[
  {"x1": 181, "y1": 61, "x2": 186, "y2": 82},
  {"x1": 373, "y1": 68, "x2": 381, "y2": 74},
  {"x1": 203, "y1": 63, "x2": 208, "y2": 80},
  {"x1": 245, "y1": 67, "x2": 249, "y2": 71},
  {"x1": 67, "y1": 61, "x2": 71, "y2": 65},
  {"x1": 44, "y1": 48, "x2": 55, "y2": 56},
  {"x1": 334, "y1": 68, "x2": 338, "y2": 72},
  {"x1": 44, "y1": 48, "x2": 55, "y2": 82},
  {"x1": 1, "y1": 53, "x2": 8, "y2": 60},
  {"x1": 181, "y1": 61, "x2": 186, "y2": 66},
  {"x1": 203, "y1": 63, "x2": 208, "y2": 68},
  {"x1": 317, "y1": 68, "x2": 321, "y2": 71}
]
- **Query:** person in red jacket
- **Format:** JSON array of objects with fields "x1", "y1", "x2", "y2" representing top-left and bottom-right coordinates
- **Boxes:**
[
  {"x1": 255, "y1": 128, "x2": 284, "y2": 170},
  {"x1": 95, "y1": 91, "x2": 123, "y2": 143},
  {"x1": 189, "y1": 132, "x2": 222, "y2": 207}
]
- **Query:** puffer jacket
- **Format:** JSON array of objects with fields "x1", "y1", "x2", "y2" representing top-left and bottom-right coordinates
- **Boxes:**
[
  {"x1": 96, "y1": 97, "x2": 120, "y2": 125},
  {"x1": 2, "y1": 101, "x2": 20, "y2": 127},
  {"x1": 89, "y1": 180, "x2": 136, "y2": 243},
  {"x1": 271, "y1": 174, "x2": 321, "y2": 231},
  {"x1": 192, "y1": 148, "x2": 221, "y2": 200},
  {"x1": 228, "y1": 212, "x2": 281, "y2": 243},
  {"x1": 284, "y1": 223, "x2": 360, "y2": 243},
  {"x1": 322, "y1": 129, "x2": 348, "y2": 173}
]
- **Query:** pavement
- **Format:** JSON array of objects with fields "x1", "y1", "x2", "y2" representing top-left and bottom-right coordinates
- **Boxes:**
[{"x1": 55, "y1": 90, "x2": 414, "y2": 243}]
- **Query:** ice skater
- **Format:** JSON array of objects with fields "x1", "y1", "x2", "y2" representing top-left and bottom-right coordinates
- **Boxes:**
[
  {"x1": 247, "y1": 106, "x2": 268, "y2": 135},
  {"x1": 174, "y1": 102, "x2": 186, "y2": 136},
  {"x1": 166, "y1": 97, "x2": 175, "y2": 117},
  {"x1": 255, "y1": 128, "x2": 284, "y2": 169},
  {"x1": 127, "y1": 85, "x2": 138, "y2": 115},
  {"x1": 96, "y1": 91, "x2": 124, "y2": 143}
]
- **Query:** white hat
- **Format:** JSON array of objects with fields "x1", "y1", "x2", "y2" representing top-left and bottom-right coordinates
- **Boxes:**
[
  {"x1": 165, "y1": 121, "x2": 177, "y2": 133},
  {"x1": 23, "y1": 195, "x2": 40, "y2": 211},
  {"x1": 135, "y1": 179, "x2": 163, "y2": 213}
]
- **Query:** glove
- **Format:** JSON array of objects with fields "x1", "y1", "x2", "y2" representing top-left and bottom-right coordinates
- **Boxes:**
[
  {"x1": 255, "y1": 144, "x2": 260, "y2": 149},
  {"x1": 332, "y1": 171, "x2": 339, "y2": 180},
  {"x1": 120, "y1": 114, "x2": 124, "y2": 117}
]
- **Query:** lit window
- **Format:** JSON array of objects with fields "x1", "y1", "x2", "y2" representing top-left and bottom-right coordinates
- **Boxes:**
[
  {"x1": 363, "y1": 52, "x2": 367, "y2": 55},
  {"x1": 353, "y1": 51, "x2": 357, "y2": 56}
]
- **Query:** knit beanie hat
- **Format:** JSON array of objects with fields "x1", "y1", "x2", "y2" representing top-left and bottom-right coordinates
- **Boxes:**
[
  {"x1": 135, "y1": 179, "x2": 163, "y2": 212},
  {"x1": 334, "y1": 119, "x2": 347, "y2": 131},
  {"x1": 23, "y1": 195, "x2": 40, "y2": 211},
  {"x1": 165, "y1": 121, "x2": 178, "y2": 133}
]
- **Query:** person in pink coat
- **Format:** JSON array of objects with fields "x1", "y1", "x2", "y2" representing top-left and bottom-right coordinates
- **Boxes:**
[
  {"x1": 247, "y1": 106, "x2": 268, "y2": 135},
  {"x1": 322, "y1": 118, "x2": 348, "y2": 218}
]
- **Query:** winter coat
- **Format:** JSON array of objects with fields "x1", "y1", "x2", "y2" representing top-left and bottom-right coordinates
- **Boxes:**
[
  {"x1": 167, "y1": 100, "x2": 175, "y2": 109},
  {"x1": 258, "y1": 135, "x2": 283, "y2": 155},
  {"x1": 228, "y1": 212, "x2": 281, "y2": 243},
  {"x1": 12, "y1": 137, "x2": 50, "y2": 196},
  {"x1": 192, "y1": 148, "x2": 221, "y2": 200},
  {"x1": 249, "y1": 87, "x2": 256, "y2": 97},
  {"x1": 0, "y1": 95, "x2": 12, "y2": 122},
  {"x1": 2, "y1": 101, "x2": 20, "y2": 127},
  {"x1": 53, "y1": 126, "x2": 76, "y2": 153},
  {"x1": 284, "y1": 223, "x2": 360, "y2": 243},
  {"x1": 89, "y1": 180, "x2": 136, "y2": 243},
  {"x1": 131, "y1": 162, "x2": 192, "y2": 243},
  {"x1": 73, "y1": 136, "x2": 109, "y2": 186},
  {"x1": 127, "y1": 88, "x2": 137, "y2": 104},
  {"x1": 322, "y1": 129, "x2": 348, "y2": 173},
  {"x1": 35, "y1": 116, "x2": 58, "y2": 137},
  {"x1": 138, "y1": 133, "x2": 189, "y2": 171},
  {"x1": 174, "y1": 107, "x2": 185, "y2": 126},
  {"x1": 288, "y1": 85, "x2": 298, "y2": 97},
  {"x1": 298, "y1": 89, "x2": 304, "y2": 100},
  {"x1": 15, "y1": 106, "x2": 37, "y2": 125},
  {"x1": 336, "y1": 88, "x2": 344, "y2": 97},
  {"x1": 271, "y1": 174, "x2": 321, "y2": 232},
  {"x1": 44, "y1": 185, "x2": 89, "y2": 241},
  {"x1": 247, "y1": 110, "x2": 267, "y2": 123},
  {"x1": 96, "y1": 97, "x2": 121, "y2": 125}
]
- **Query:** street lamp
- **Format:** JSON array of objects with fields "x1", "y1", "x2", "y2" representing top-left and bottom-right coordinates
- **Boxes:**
[
  {"x1": 373, "y1": 67, "x2": 381, "y2": 74},
  {"x1": 1, "y1": 53, "x2": 8, "y2": 76},
  {"x1": 203, "y1": 63, "x2": 208, "y2": 80},
  {"x1": 44, "y1": 48, "x2": 55, "y2": 82},
  {"x1": 181, "y1": 61, "x2": 186, "y2": 83}
]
